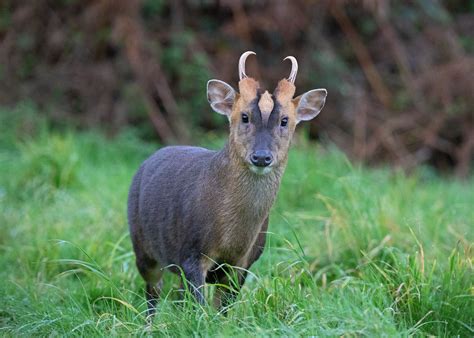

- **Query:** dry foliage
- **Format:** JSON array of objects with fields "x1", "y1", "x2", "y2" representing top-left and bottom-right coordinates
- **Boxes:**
[{"x1": 0, "y1": 0, "x2": 472, "y2": 176}]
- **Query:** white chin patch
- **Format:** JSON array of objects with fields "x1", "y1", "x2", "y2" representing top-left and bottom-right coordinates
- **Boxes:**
[{"x1": 249, "y1": 166, "x2": 273, "y2": 175}]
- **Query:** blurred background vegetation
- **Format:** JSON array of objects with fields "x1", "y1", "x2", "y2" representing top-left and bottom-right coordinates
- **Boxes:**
[{"x1": 0, "y1": 0, "x2": 473, "y2": 176}]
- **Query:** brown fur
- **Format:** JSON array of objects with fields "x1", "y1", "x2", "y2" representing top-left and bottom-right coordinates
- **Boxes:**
[
  {"x1": 237, "y1": 78, "x2": 259, "y2": 103},
  {"x1": 212, "y1": 146, "x2": 283, "y2": 265},
  {"x1": 258, "y1": 91, "x2": 274, "y2": 123},
  {"x1": 274, "y1": 79, "x2": 296, "y2": 104}
]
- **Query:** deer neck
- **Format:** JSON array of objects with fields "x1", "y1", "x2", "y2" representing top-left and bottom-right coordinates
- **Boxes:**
[{"x1": 212, "y1": 143, "x2": 286, "y2": 219}]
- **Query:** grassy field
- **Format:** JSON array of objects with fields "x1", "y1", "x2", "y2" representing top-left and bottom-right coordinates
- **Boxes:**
[{"x1": 0, "y1": 105, "x2": 473, "y2": 336}]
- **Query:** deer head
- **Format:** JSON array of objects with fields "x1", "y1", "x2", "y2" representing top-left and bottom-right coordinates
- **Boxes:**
[{"x1": 207, "y1": 51, "x2": 327, "y2": 175}]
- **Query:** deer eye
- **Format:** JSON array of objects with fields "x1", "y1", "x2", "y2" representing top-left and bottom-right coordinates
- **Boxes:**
[
  {"x1": 241, "y1": 113, "x2": 249, "y2": 124},
  {"x1": 280, "y1": 117, "x2": 288, "y2": 127}
]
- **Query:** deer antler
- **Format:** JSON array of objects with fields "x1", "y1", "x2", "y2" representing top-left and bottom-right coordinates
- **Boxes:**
[
  {"x1": 239, "y1": 51, "x2": 256, "y2": 80},
  {"x1": 283, "y1": 56, "x2": 298, "y2": 83}
]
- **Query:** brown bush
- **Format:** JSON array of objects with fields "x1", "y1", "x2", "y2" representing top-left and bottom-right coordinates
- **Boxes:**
[{"x1": 0, "y1": 0, "x2": 472, "y2": 176}]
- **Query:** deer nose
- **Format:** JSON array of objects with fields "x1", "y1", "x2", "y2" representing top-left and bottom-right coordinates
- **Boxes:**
[{"x1": 250, "y1": 150, "x2": 273, "y2": 167}]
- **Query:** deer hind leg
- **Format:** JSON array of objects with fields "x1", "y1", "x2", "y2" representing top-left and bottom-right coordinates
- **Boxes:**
[
  {"x1": 181, "y1": 257, "x2": 206, "y2": 304},
  {"x1": 136, "y1": 254, "x2": 163, "y2": 320}
]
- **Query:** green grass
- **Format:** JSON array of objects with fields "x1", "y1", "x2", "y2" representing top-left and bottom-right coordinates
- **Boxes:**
[{"x1": 0, "y1": 105, "x2": 473, "y2": 336}]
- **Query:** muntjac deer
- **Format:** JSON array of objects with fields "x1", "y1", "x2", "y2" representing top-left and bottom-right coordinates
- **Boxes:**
[{"x1": 128, "y1": 51, "x2": 327, "y2": 317}]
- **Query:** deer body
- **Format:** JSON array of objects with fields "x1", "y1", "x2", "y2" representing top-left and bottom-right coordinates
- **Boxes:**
[
  {"x1": 128, "y1": 52, "x2": 327, "y2": 317},
  {"x1": 129, "y1": 144, "x2": 281, "y2": 268}
]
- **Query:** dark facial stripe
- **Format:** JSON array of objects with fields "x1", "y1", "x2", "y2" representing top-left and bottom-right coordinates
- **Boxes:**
[
  {"x1": 249, "y1": 95, "x2": 263, "y2": 127},
  {"x1": 267, "y1": 100, "x2": 281, "y2": 128}
]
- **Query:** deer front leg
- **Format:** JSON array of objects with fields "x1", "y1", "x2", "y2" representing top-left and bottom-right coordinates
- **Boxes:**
[{"x1": 213, "y1": 217, "x2": 269, "y2": 312}]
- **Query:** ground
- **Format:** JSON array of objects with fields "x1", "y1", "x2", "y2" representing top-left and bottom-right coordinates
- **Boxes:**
[{"x1": 0, "y1": 105, "x2": 473, "y2": 336}]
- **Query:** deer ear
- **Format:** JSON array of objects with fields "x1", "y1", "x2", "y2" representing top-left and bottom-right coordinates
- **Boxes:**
[
  {"x1": 293, "y1": 89, "x2": 327, "y2": 124},
  {"x1": 207, "y1": 79, "x2": 236, "y2": 117}
]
